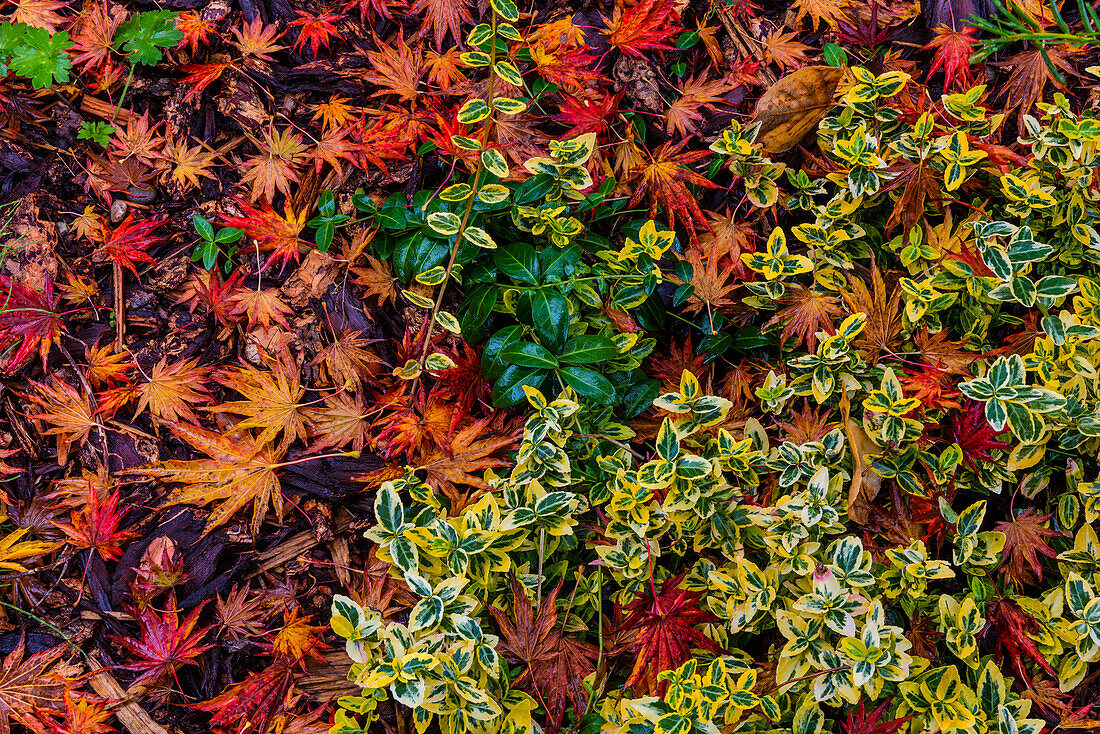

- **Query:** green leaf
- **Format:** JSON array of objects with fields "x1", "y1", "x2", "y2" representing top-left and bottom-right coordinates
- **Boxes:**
[
  {"x1": 458, "y1": 99, "x2": 491, "y2": 124},
  {"x1": 559, "y1": 366, "x2": 615, "y2": 402},
  {"x1": 481, "y1": 148, "x2": 509, "y2": 178},
  {"x1": 494, "y1": 364, "x2": 548, "y2": 407},
  {"x1": 494, "y1": 244, "x2": 540, "y2": 285},
  {"x1": 115, "y1": 11, "x2": 183, "y2": 65},
  {"x1": 427, "y1": 211, "x2": 462, "y2": 236},
  {"x1": 10, "y1": 26, "x2": 72, "y2": 88},
  {"x1": 192, "y1": 215, "x2": 215, "y2": 242},
  {"x1": 500, "y1": 341, "x2": 558, "y2": 369},
  {"x1": 558, "y1": 335, "x2": 617, "y2": 364},
  {"x1": 530, "y1": 288, "x2": 569, "y2": 352},
  {"x1": 490, "y1": 0, "x2": 520, "y2": 21}
]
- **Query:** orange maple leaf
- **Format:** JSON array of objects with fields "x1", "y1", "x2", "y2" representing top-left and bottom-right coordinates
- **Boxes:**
[
  {"x1": 604, "y1": 0, "x2": 680, "y2": 58},
  {"x1": 628, "y1": 140, "x2": 719, "y2": 245},
  {"x1": 664, "y1": 73, "x2": 736, "y2": 138},
  {"x1": 211, "y1": 362, "x2": 309, "y2": 453}
]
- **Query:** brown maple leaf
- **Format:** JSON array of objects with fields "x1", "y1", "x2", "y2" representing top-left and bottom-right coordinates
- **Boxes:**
[
  {"x1": 0, "y1": 636, "x2": 80, "y2": 734},
  {"x1": 310, "y1": 330, "x2": 382, "y2": 391},
  {"x1": 414, "y1": 417, "x2": 519, "y2": 504},
  {"x1": 670, "y1": 238, "x2": 740, "y2": 315},
  {"x1": 765, "y1": 285, "x2": 843, "y2": 350},
  {"x1": 995, "y1": 46, "x2": 1078, "y2": 125},
  {"x1": 305, "y1": 391, "x2": 371, "y2": 453},
  {"x1": 488, "y1": 574, "x2": 597, "y2": 732},
  {"x1": 994, "y1": 509, "x2": 1065, "y2": 589},
  {"x1": 791, "y1": 0, "x2": 853, "y2": 30},
  {"x1": 882, "y1": 156, "x2": 945, "y2": 235},
  {"x1": 841, "y1": 261, "x2": 902, "y2": 364}
]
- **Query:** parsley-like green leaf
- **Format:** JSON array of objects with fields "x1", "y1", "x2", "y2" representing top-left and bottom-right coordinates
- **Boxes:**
[
  {"x1": 115, "y1": 11, "x2": 183, "y2": 66},
  {"x1": 8, "y1": 26, "x2": 72, "y2": 89}
]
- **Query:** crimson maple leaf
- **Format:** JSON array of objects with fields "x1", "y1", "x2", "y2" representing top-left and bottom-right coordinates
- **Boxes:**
[
  {"x1": 604, "y1": 0, "x2": 680, "y2": 58},
  {"x1": 219, "y1": 197, "x2": 307, "y2": 273},
  {"x1": 95, "y1": 214, "x2": 164, "y2": 278},
  {"x1": 844, "y1": 699, "x2": 913, "y2": 734},
  {"x1": 614, "y1": 572, "x2": 725, "y2": 695},
  {"x1": 192, "y1": 658, "x2": 298, "y2": 734},
  {"x1": 113, "y1": 599, "x2": 213, "y2": 688},
  {"x1": 289, "y1": 10, "x2": 343, "y2": 57},
  {"x1": 488, "y1": 574, "x2": 597, "y2": 732},
  {"x1": 994, "y1": 509, "x2": 1065, "y2": 589},
  {"x1": 947, "y1": 401, "x2": 1007, "y2": 474},
  {"x1": 53, "y1": 484, "x2": 136, "y2": 561},
  {"x1": 0, "y1": 275, "x2": 62, "y2": 374},
  {"x1": 988, "y1": 598, "x2": 1056, "y2": 682}
]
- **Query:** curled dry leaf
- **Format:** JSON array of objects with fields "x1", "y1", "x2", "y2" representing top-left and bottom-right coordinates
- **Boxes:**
[
  {"x1": 841, "y1": 391, "x2": 882, "y2": 524},
  {"x1": 752, "y1": 65, "x2": 842, "y2": 153}
]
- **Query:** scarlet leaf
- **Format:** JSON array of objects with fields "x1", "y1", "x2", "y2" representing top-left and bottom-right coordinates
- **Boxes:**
[
  {"x1": 628, "y1": 140, "x2": 719, "y2": 246},
  {"x1": 993, "y1": 509, "x2": 1064, "y2": 589},
  {"x1": 54, "y1": 484, "x2": 136, "y2": 561},
  {"x1": 988, "y1": 598, "x2": 1056, "y2": 681},
  {"x1": 96, "y1": 214, "x2": 165, "y2": 278},
  {"x1": 0, "y1": 275, "x2": 62, "y2": 374},
  {"x1": 604, "y1": 0, "x2": 680, "y2": 58},
  {"x1": 113, "y1": 599, "x2": 213, "y2": 688}
]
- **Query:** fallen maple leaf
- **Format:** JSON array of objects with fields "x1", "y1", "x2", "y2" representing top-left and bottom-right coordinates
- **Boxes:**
[
  {"x1": 614, "y1": 572, "x2": 725, "y2": 695},
  {"x1": 113, "y1": 599, "x2": 212, "y2": 688},
  {"x1": 53, "y1": 483, "x2": 135, "y2": 562},
  {"x1": 843, "y1": 698, "x2": 912, "y2": 734},
  {"x1": 604, "y1": 0, "x2": 680, "y2": 58},
  {"x1": 192, "y1": 658, "x2": 298, "y2": 734},
  {"x1": 23, "y1": 377, "x2": 97, "y2": 466},
  {"x1": 132, "y1": 357, "x2": 212, "y2": 424},
  {"x1": 0, "y1": 275, "x2": 62, "y2": 374},
  {"x1": 413, "y1": 417, "x2": 519, "y2": 502},
  {"x1": 994, "y1": 509, "x2": 1064, "y2": 589},
  {"x1": 628, "y1": 140, "x2": 719, "y2": 246},
  {"x1": 996, "y1": 46, "x2": 1078, "y2": 125},
  {"x1": 95, "y1": 214, "x2": 164, "y2": 278},
  {"x1": 0, "y1": 636, "x2": 81, "y2": 734},
  {"x1": 924, "y1": 25, "x2": 979, "y2": 91},
  {"x1": 212, "y1": 362, "x2": 309, "y2": 453},
  {"x1": 219, "y1": 197, "x2": 308, "y2": 273},
  {"x1": 664, "y1": 73, "x2": 735, "y2": 138},
  {"x1": 408, "y1": 0, "x2": 473, "y2": 50},
  {"x1": 988, "y1": 597, "x2": 1056, "y2": 682}
]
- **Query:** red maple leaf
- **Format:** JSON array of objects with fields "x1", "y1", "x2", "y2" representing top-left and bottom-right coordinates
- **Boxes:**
[
  {"x1": 556, "y1": 92, "x2": 623, "y2": 138},
  {"x1": 0, "y1": 275, "x2": 62, "y2": 374},
  {"x1": 988, "y1": 598, "x2": 1056, "y2": 681},
  {"x1": 219, "y1": 197, "x2": 307, "y2": 273},
  {"x1": 994, "y1": 509, "x2": 1065, "y2": 589},
  {"x1": 844, "y1": 699, "x2": 913, "y2": 734},
  {"x1": 192, "y1": 658, "x2": 298, "y2": 734},
  {"x1": 924, "y1": 25, "x2": 979, "y2": 91},
  {"x1": 288, "y1": 10, "x2": 343, "y2": 57},
  {"x1": 628, "y1": 140, "x2": 719, "y2": 246},
  {"x1": 947, "y1": 401, "x2": 1007, "y2": 473},
  {"x1": 53, "y1": 484, "x2": 136, "y2": 561},
  {"x1": 604, "y1": 0, "x2": 680, "y2": 59},
  {"x1": 113, "y1": 599, "x2": 213, "y2": 688},
  {"x1": 96, "y1": 214, "x2": 164, "y2": 278},
  {"x1": 614, "y1": 572, "x2": 725, "y2": 694}
]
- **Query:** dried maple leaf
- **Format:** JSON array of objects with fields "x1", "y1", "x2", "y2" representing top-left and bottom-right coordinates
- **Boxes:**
[
  {"x1": 994, "y1": 509, "x2": 1064, "y2": 589},
  {"x1": 8, "y1": 0, "x2": 68, "y2": 33},
  {"x1": 882, "y1": 156, "x2": 945, "y2": 234},
  {"x1": 309, "y1": 127, "x2": 359, "y2": 178},
  {"x1": 342, "y1": 0, "x2": 394, "y2": 22},
  {"x1": 220, "y1": 197, "x2": 308, "y2": 273},
  {"x1": 177, "y1": 268, "x2": 244, "y2": 330},
  {"x1": 128, "y1": 418, "x2": 287, "y2": 535},
  {"x1": 312, "y1": 96, "x2": 358, "y2": 131},
  {"x1": 628, "y1": 140, "x2": 719, "y2": 246},
  {"x1": 996, "y1": 46, "x2": 1078, "y2": 125},
  {"x1": 0, "y1": 528, "x2": 60, "y2": 573},
  {"x1": 924, "y1": 25, "x2": 979, "y2": 91},
  {"x1": 113, "y1": 599, "x2": 212, "y2": 688},
  {"x1": 289, "y1": 10, "x2": 343, "y2": 57},
  {"x1": 669, "y1": 238, "x2": 739, "y2": 315},
  {"x1": 664, "y1": 73, "x2": 735, "y2": 137},
  {"x1": 212, "y1": 362, "x2": 309, "y2": 453},
  {"x1": 792, "y1": 0, "x2": 853, "y2": 30},
  {"x1": 762, "y1": 28, "x2": 814, "y2": 71},
  {"x1": 84, "y1": 341, "x2": 132, "y2": 390},
  {"x1": 110, "y1": 112, "x2": 165, "y2": 168},
  {"x1": 373, "y1": 394, "x2": 452, "y2": 460},
  {"x1": 614, "y1": 572, "x2": 725, "y2": 695},
  {"x1": 425, "y1": 47, "x2": 466, "y2": 90},
  {"x1": 85, "y1": 155, "x2": 157, "y2": 205},
  {"x1": 841, "y1": 262, "x2": 902, "y2": 364},
  {"x1": 0, "y1": 274, "x2": 62, "y2": 374},
  {"x1": 215, "y1": 585, "x2": 267, "y2": 642},
  {"x1": 40, "y1": 691, "x2": 115, "y2": 734},
  {"x1": 23, "y1": 377, "x2": 97, "y2": 466},
  {"x1": 604, "y1": 0, "x2": 680, "y2": 58},
  {"x1": 311, "y1": 329, "x2": 382, "y2": 390},
  {"x1": 408, "y1": 0, "x2": 473, "y2": 49},
  {"x1": 53, "y1": 483, "x2": 135, "y2": 561},
  {"x1": 0, "y1": 636, "x2": 80, "y2": 734},
  {"x1": 765, "y1": 285, "x2": 843, "y2": 350},
  {"x1": 488, "y1": 575, "x2": 597, "y2": 732},
  {"x1": 70, "y1": 2, "x2": 125, "y2": 80},
  {"x1": 95, "y1": 215, "x2": 165, "y2": 278},
  {"x1": 132, "y1": 357, "x2": 212, "y2": 424}
]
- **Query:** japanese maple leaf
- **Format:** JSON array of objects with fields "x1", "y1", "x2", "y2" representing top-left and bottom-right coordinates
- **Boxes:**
[
  {"x1": 765, "y1": 285, "x2": 843, "y2": 350},
  {"x1": 192, "y1": 658, "x2": 298, "y2": 734},
  {"x1": 228, "y1": 288, "x2": 293, "y2": 330},
  {"x1": 488, "y1": 574, "x2": 597, "y2": 732},
  {"x1": 413, "y1": 416, "x2": 519, "y2": 502},
  {"x1": 133, "y1": 357, "x2": 212, "y2": 424},
  {"x1": 994, "y1": 509, "x2": 1065, "y2": 589},
  {"x1": 212, "y1": 362, "x2": 309, "y2": 453},
  {"x1": 363, "y1": 33, "x2": 423, "y2": 104},
  {"x1": 882, "y1": 156, "x2": 946, "y2": 234},
  {"x1": 791, "y1": 0, "x2": 853, "y2": 30},
  {"x1": 176, "y1": 10, "x2": 216, "y2": 54},
  {"x1": 342, "y1": 0, "x2": 394, "y2": 22},
  {"x1": 40, "y1": 691, "x2": 115, "y2": 734},
  {"x1": 0, "y1": 274, "x2": 62, "y2": 374},
  {"x1": 614, "y1": 572, "x2": 725, "y2": 695},
  {"x1": 289, "y1": 10, "x2": 343, "y2": 57},
  {"x1": 231, "y1": 16, "x2": 286, "y2": 62},
  {"x1": 0, "y1": 636, "x2": 80, "y2": 734},
  {"x1": 165, "y1": 137, "x2": 219, "y2": 191},
  {"x1": 127, "y1": 418, "x2": 287, "y2": 535},
  {"x1": 762, "y1": 28, "x2": 813, "y2": 71},
  {"x1": 270, "y1": 609, "x2": 328, "y2": 665},
  {"x1": 408, "y1": 0, "x2": 473, "y2": 50},
  {"x1": 305, "y1": 391, "x2": 371, "y2": 453},
  {"x1": 670, "y1": 238, "x2": 739, "y2": 315},
  {"x1": 110, "y1": 112, "x2": 165, "y2": 168},
  {"x1": 178, "y1": 62, "x2": 231, "y2": 102},
  {"x1": 240, "y1": 127, "x2": 306, "y2": 203},
  {"x1": 924, "y1": 25, "x2": 979, "y2": 91},
  {"x1": 995, "y1": 46, "x2": 1078, "y2": 125},
  {"x1": 215, "y1": 585, "x2": 267, "y2": 642},
  {"x1": 664, "y1": 73, "x2": 735, "y2": 137},
  {"x1": 23, "y1": 377, "x2": 97, "y2": 466},
  {"x1": 8, "y1": 0, "x2": 69, "y2": 32},
  {"x1": 352, "y1": 254, "x2": 398, "y2": 309},
  {"x1": 947, "y1": 401, "x2": 1007, "y2": 473},
  {"x1": 604, "y1": 0, "x2": 680, "y2": 58},
  {"x1": 113, "y1": 599, "x2": 212, "y2": 688},
  {"x1": 556, "y1": 92, "x2": 623, "y2": 138},
  {"x1": 219, "y1": 197, "x2": 308, "y2": 273},
  {"x1": 96, "y1": 215, "x2": 165, "y2": 278},
  {"x1": 53, "y1": 484, "x2": 136, "y2": 561},
  {"x1": 988, "y1": 598, "x2": 1056, "y2": 681},
  {"x1": 628, "y1": 140, "x2": 719, "y2": 246},
  {"x1": 310, "y1": 127, "x2": 360, "y2": 178},
  {"x1": 841, "y1": 262, "x2": 902, "y2": 364},
  {"x1": 843, "y1": 699, "x2": 912, "y2": 734},
  {"x1": 899, "y1": 366, "x2": 960, "y2": 411}
]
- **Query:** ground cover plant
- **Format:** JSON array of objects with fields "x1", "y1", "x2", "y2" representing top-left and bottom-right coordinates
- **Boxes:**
[{"x1": 5, "y1": 0, "x2": 1100, "y2": 732}]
